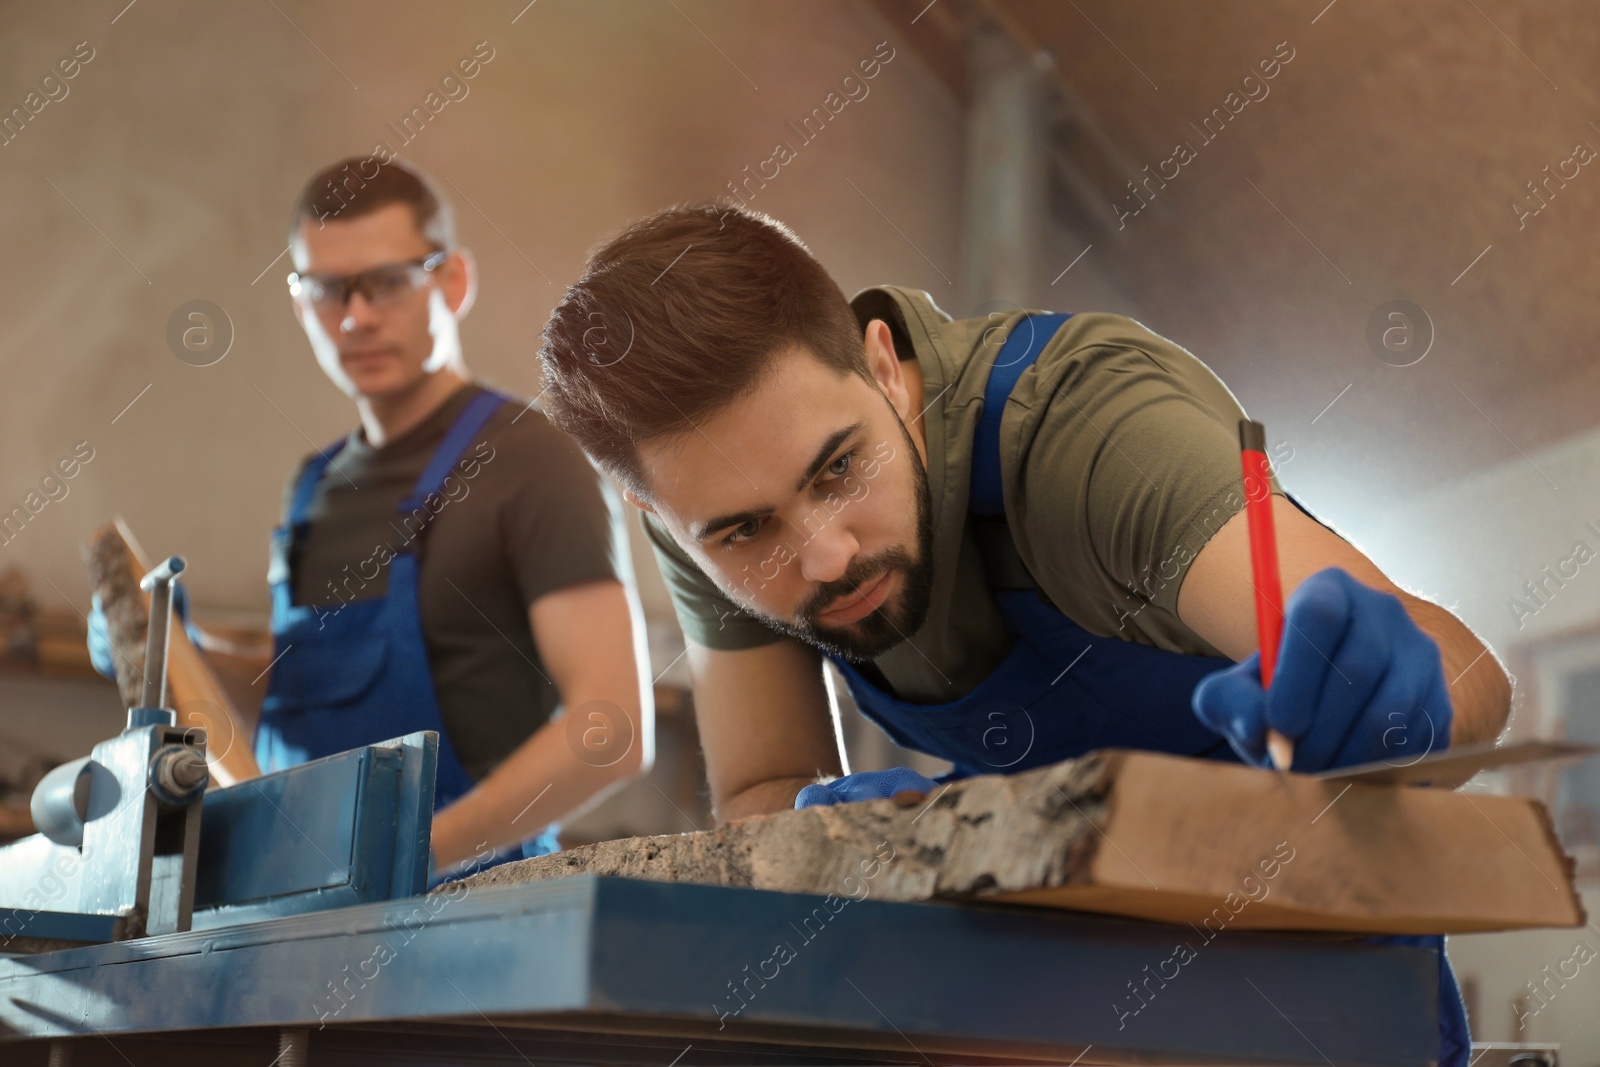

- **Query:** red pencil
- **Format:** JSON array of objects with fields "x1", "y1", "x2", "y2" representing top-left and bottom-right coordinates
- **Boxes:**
[{"x1": 1239, "y1": 419, "x2": 1293, "y2": 772}]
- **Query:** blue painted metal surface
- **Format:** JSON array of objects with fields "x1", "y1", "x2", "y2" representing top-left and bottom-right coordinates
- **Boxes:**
[
  {"x1": 0, "y1": 876, "x2": 1438, "y2": 1064},
  {"x1": 190, "y1": 732, "x2": 435, "y2": 930},
  {"x1": 0, "y1": 732, "x2": 437, "y2": 948},
  {"x1": 195, "y1": 747, "x2": 379, "y2": 906},
  {"x1": 0, "y1": 910, "x2": 122, "y2": 948}
]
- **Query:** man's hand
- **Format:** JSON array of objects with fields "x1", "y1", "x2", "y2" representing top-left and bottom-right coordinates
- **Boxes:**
[
  {"x1": 795, "y1": 766, "x2": 939, "y2": 808},
  {"x1": 1192, "y1": 568, "x2": 1452, "y2": 771},
  {"x1": 87, "y1": 585, "x2": 194, "y2": 680},
  {"x1": 1180, "y1": 494, "x2": 1508, "y2": 756},
  {"x1": 87, "y1": 593, "x2": 118, "y2": 680}
]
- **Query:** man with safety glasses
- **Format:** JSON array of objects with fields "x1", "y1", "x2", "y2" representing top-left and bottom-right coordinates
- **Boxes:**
[
  {"x1": 274, "y1": 157, "x2": 657, "y2": 880},
  {"x1": 95, "y1": 157, "x2": 653, "y2": 882}
]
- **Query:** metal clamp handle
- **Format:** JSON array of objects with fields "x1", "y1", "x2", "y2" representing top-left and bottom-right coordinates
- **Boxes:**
[{"x1": 137, "y1": 556, "x2": 185, "y2": 714}]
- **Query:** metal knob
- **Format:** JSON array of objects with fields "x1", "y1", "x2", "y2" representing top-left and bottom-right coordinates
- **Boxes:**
[
  {"x1": 30, "y1": 757, "x2": 96, "y2": 847},
  {"x1": 149, "y1": 744, "x2": 208, "y2": 806}
]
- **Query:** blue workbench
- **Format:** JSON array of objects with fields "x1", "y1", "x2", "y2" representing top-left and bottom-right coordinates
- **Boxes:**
[{"x1": 0, "y1": 874, "x2": 1436, "y2": 1065}]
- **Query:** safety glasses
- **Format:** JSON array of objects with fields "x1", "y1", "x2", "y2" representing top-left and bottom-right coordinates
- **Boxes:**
[{"x1": 287, "y1": 250, "x2": 449, "y2": 312}]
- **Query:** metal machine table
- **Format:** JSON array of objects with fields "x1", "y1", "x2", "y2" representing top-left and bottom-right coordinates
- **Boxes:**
[{"x1": 0, "y1": 874, "x2": 1438, "y2": 1065}]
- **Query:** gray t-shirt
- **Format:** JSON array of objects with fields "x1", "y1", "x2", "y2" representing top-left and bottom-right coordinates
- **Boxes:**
[{"x1": 274, "y1": 383, "x2": 627, "y2": 780}]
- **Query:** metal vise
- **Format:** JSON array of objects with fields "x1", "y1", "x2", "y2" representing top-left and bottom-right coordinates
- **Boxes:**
[
  {"x1": 3, "y1": 557, "x2": 208, "y2": 947},
  {"x1": 0, "y1": 555, "x2": 440, "y2": 955}
]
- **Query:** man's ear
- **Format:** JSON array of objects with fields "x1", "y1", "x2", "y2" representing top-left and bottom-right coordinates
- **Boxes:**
[
  {"x1": 863, "y1": 318, "x2": 910, "y2": 415},
  {"x1": 622, "y1": 487, "x2": 655, "y2": 513},
  {"x1": 445, "y1": 248, "x2": 477, "y2": 318},
  {"x1": 288, "y1": 237, "x2": 310, "y2": 329}
]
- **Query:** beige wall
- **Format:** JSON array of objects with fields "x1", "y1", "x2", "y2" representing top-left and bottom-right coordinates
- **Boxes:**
[
  {"x1": 0, "y1": 0, "x2": 996, "y2": 633},
  {"x1": 1356, "y1": 423, "x2": 1600, "y2": 1051},
  {"x1": 14, "y1": 0, "x2": 1593, "y2": 1050}
]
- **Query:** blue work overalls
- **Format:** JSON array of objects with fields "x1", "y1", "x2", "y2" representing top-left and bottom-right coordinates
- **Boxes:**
[
  {"x1": 825, "y1": 313, "x2": 1469, "y2": 1064},
  {"x1": 256, "y1": 388, "x2": 560, "y2": 877}
]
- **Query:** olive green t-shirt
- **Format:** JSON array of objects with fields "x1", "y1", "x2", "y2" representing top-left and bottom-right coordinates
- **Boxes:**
[
  {"x1": 272, "y1": 382, "x2": 627, "y2": 780},
  {"x1": 641, "y1": 286, "x2": 1282, "y2": 706}
]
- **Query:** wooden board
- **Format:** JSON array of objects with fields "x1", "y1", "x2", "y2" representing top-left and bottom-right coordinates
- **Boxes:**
[
  {"x1": 1001, "y1": 749, "x2": 1583, "y2": 933},
  {"x1": 452, "y1": 749, "x2": 1587, "y2": 935},
  {"x1": 82, "y1": 516, "x2": 260, "y2": 785},
  {"x1": 0, "y1": 804, "x2": 34, "y2": 842}
]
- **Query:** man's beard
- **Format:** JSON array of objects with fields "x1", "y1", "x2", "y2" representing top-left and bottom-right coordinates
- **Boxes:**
[{"x1": 744, "y1": 414, "x2": 935, "y2": 663}]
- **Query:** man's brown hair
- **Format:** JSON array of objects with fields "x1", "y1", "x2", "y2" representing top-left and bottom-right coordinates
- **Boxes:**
[
  {"x1": 287, "y1": 155, "x2": 455, "y2": 250},
  {"x1": 538, "y1": 203, "x2": 868, "y2": 499}
]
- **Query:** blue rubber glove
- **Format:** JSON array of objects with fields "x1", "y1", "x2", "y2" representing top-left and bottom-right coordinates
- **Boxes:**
[
  {"x1": 1191, "y1": 567, "x2": 1452, "y2": 772},
  {"x1": 87, "y1": 585, "x2": 193, "y2": 681},
  {"x1": 795, "y1": 767, "x2": 939, "y2": 808},
  {"x1": 87, "y1": 593, "x2": 117, "y2": 680}
]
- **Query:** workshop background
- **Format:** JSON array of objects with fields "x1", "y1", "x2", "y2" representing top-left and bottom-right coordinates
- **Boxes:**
[{"x1": 0, "y1": 0, "x2": 1597, "y2": 1052}]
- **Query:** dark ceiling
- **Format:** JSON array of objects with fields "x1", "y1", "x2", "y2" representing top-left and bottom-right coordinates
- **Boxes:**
[{"x1": 873, "y1": 0, "x2": 1597, "y2": 507}]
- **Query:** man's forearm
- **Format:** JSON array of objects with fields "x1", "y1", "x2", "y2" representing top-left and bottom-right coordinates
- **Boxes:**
[
  {"x1": 716, "y1": 776, "x2": 817, "y2": 825},
  {"x1": 430, "y1": 703, "x2": 647, "y2": 870},
  {"x1": 1402, "y1": 594, "x2": 1511, "y2": 747}
]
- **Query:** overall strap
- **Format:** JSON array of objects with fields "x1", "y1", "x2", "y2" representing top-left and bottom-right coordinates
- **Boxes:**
[
  {"x1": 400, "y1": 387, "x2": 509, "y2": 514},
  {"x1": 289, "y1": 440, "x2": 349, "y2": 526},
  {"x1": 971, "y1": 312, "x2": 1071, "y2": 590}
]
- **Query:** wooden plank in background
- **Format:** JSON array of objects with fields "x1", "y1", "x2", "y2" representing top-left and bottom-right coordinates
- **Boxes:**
[
  {"x1": 82, "y1": 517, "x2": 260, "y2": 786},
  {"x1": 0, "y1": 804, "x2": 33, "y2": 842}
]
